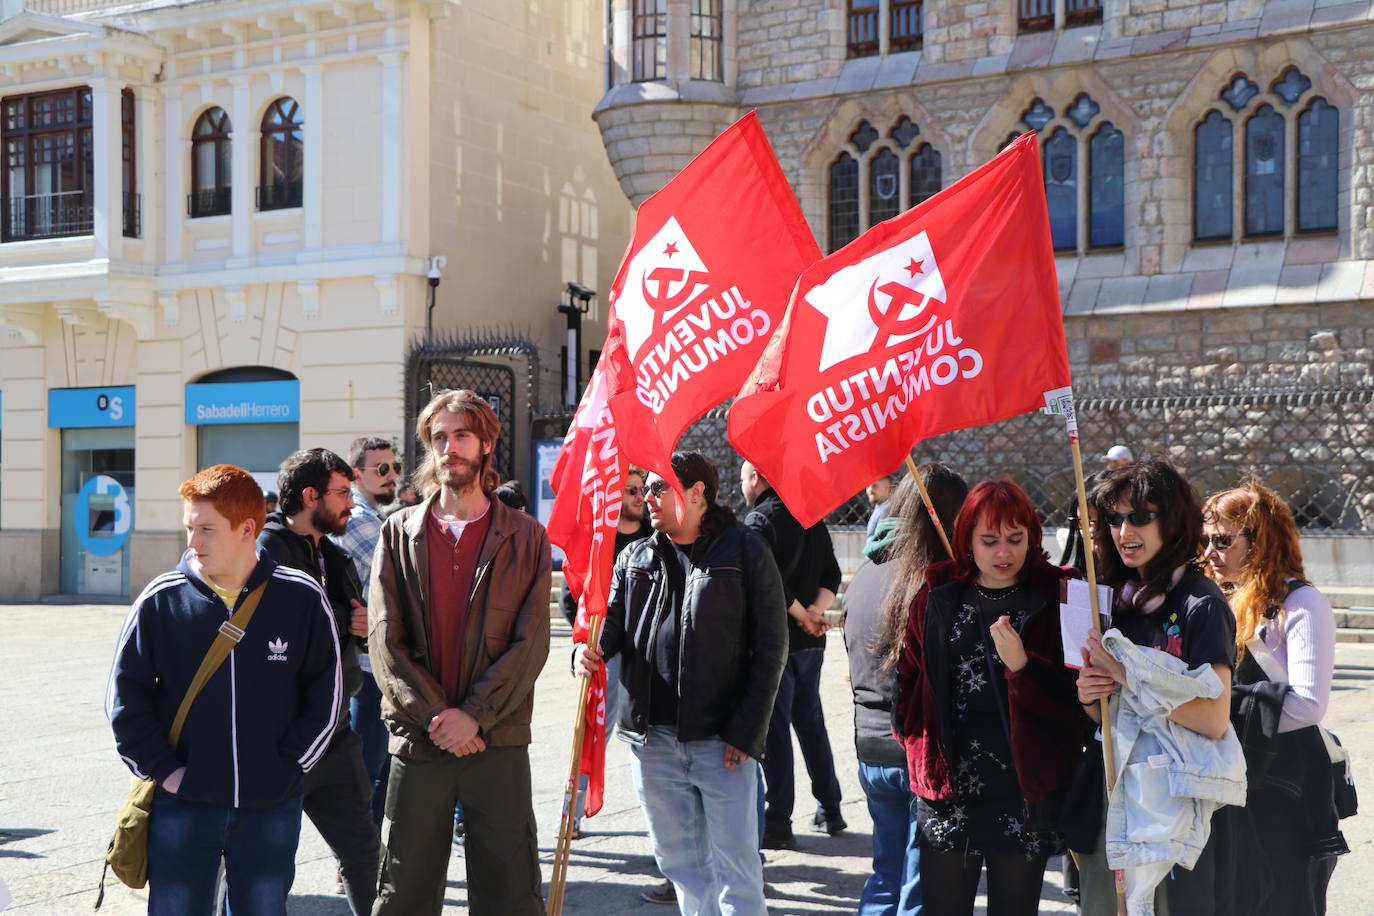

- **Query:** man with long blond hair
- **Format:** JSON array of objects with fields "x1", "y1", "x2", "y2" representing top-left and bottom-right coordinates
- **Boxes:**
[
  {"x1": 106, "y1": 464, "x2": 342, "y2": 915},
  {"x1": 368, "y1": 389, "x2": 551, "y2": 915}
]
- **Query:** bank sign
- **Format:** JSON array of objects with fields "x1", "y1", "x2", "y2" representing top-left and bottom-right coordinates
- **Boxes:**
[
  {"x1": 185, "y1": 380, "x2": 300, "y2": 425},
  {"x1": 48, "y1": 386, "x2": 136, "y2": 427}
]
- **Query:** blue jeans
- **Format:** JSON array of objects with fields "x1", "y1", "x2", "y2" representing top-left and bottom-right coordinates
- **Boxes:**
[
  {"x1": 630, "y1": 726, "x2": 766, "y2": 916},
  {"x1": 857, "y1": 762, "x2": 922, "y2": 916},
  {"x1": 349, "y1": 660, "x2": 390, "y2": 826},
  {"x1": 147, "y1": 788, "x2": 303, "y2": 916},
  {"x1": 763, "y1": 648, "x2": 843, "y2": 832}
]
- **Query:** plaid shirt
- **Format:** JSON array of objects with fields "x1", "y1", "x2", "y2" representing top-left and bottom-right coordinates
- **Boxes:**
[{"x1": 331, "y1": 486, "x2": 387, "y2": 595}]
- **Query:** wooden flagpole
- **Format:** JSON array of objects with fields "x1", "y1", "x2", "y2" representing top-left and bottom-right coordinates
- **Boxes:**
[
  {"x1": 1060, "y1": 397, "x2": 1126, "y2": 916},
  {"x1": 546, "y1": 614, "x2": 604, "y2": 916},
  {"x1": 903, "y1": 454, "x2": 954, "y2": 558}
]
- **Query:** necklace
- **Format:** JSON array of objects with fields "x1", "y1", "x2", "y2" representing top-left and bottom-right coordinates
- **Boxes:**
[{"x1": 974, "y1": 581, "x2": 1023, "y2": 601}]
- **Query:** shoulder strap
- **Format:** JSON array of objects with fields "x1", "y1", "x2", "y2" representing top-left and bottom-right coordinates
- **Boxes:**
[
  {"x1": 1244, "y1": 634, "x2": 1288, "y2": 686},
  {"x1": 168, "y1": 580, "x2": 269, "y2": 746}
]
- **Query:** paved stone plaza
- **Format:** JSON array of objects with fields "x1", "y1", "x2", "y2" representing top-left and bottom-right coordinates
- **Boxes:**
[{"x1": 1, "y1": 602, "x2": 1371, "y2": 914}]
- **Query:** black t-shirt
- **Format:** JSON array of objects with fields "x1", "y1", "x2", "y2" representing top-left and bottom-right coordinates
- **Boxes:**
[
  {"x1": 648, "y1": 537, "x2": 696, "y2": 726},
  {"x1": 1112, "y1": 572, "x2": 1237, "y2": 670}
]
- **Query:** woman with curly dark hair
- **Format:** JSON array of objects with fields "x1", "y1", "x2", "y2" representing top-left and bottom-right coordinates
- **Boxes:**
[{"x1": 1075, "y1": 458, "x2": 1236, "y2": 915}]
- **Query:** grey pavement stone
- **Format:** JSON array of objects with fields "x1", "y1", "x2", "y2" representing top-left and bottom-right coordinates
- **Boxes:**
[{"x1": 3, "y1": 603, "x2": 1372, "y2": 914}]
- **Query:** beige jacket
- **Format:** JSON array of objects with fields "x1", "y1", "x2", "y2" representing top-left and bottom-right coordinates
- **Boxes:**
[{"x1": 367, "y1": 493, "x2": 552, "y2": 759}]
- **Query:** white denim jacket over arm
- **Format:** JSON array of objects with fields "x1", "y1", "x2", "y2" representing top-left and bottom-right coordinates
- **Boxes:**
[{"x1": 1100, "y1": 629, "x2": 1247, "y2": 916}]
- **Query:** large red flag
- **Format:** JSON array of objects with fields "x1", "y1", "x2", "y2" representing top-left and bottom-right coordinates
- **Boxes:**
[
  {"x1": 602, "y1": 111, "x2": 820, "y2": 486},
  {"x1": 728, "y1": 133, "x2": 1071, "y2": 528},
  {"x1": 546, "y1": 349, "x2": 626, "y2": 817}
]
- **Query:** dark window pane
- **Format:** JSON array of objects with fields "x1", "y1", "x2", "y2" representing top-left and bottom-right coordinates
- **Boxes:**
[
  {"x1": 891, "y1": 116, "x2": 919, "y2": 149},
  {"x1": 849, "y1": 120, "x2": 879, "y2": 154},
  {"x1": 1194, "y1": 110, "x2": 1233, "y2": 241},
  {"x1": 632, "y1": 0, "x2": 668, "y2": 81},
  {"x1": 828, "y1": 152, "x2": 859, "y2": 252},
  {"x1": 1297, "y1": 99, "x2": 1338, "y2": 232},
  {"x1": 869, "y1": 147, "x2": 900, "y2": 227},
  {"x1": 1019, "y1": 0, "x2": 1053, "y2": 33},
  {"x1": 1044, "y1": 128, "x2": 1077, "y2": 251},
  {"x1": 1065, "y1": 0, "x2": 1103, "y2": 27},
  {"x1": 1067, "y1": 93, "x2": 1100, "y2": 128},
  {"x1": 1089, "y1": 122, "x2": 1124, "y2": 248},
  {"x1": 1221, "y1": 74, "x2": 1258, "y2": 112},
  {"x1": 890, "y1": 0, "x2": 923, "y2": 52},
  {"x1": 1244, "y1": 104, "x2": 1284, "y2": 237},
  {"x1": 848, "y1": 0, "x2": 879, "y2": 58},
  {"x1": 909, "y1": 144, "x2": 941, "y2": 206},
  {"x1": 1022, "y1": 99, "x2": 1054, "y2": 131},
  {"x1": 1272, "y1": 67, "x2": 1312, "y2": 106}
]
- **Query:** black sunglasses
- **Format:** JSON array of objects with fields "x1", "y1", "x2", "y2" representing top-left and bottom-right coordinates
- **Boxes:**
[
  {"x1": 625, "y1": 485, "x2": 642, "y2": 496},
  {"x1": 644, "y1": 480, "x2": 670, "y2": 498},
  {"x1": 1103, "y1": 509, "x2": 1160, "y2": 528},
  {"x1": 1204, "y1": 533, "x2": 1245, "y2": 550},
  {"x1": 360, "y1": 463, "x2": 398, "y2": 477}
]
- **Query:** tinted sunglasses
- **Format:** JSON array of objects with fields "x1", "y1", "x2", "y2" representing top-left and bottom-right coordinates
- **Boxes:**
[
  {"x1": 361, "y1": 463, "x2": 399, "y2": 477},
  {"x1": 1103, "y1": 509, "x2": 1160, "y2": 528},
  {"x1": 1204, "y1": 533, "x2": 1246, "y2": 550},
  {"x1": 644, "y1": 480, "x2": 670, "y2": 498},
  {"x1": 625, "y1": 485, "x2": 643, "y2": 496}
]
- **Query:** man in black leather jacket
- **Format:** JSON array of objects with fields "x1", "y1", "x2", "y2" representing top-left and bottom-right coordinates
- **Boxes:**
[
  {"x1": 258, "y1": 448, "x2": 379, "y2": 915},
  {"x1": 576, "y1": 451, "x2": 787, "y2": 915}
]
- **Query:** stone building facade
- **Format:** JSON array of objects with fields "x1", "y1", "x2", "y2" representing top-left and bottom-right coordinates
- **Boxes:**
[
  {"x1": 593, "y1": 0, "x2": 1374, "y2": 542},
  {"x1": 0, "y1": 0, "x2": 629, "y2": 600}
]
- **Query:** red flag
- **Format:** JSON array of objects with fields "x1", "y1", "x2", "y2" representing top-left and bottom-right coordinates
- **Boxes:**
[
  {"x1": 728, "y1": 133, "x2": 1071, "y2": 527},
  {"x1": 546, "y1": 354, "x2": 626, "y2": 817},
  {"x1": 602, "y1": 111, "x2": 820, "y2": 486}
]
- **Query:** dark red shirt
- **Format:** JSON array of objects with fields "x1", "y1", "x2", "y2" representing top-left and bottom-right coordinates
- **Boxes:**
[{"x1": 425, "y1": 505, "x2": 493, "y2": 706}]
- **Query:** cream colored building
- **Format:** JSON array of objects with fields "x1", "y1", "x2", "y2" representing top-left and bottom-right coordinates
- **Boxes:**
[{"x1": 0, "y1": 0, "x2": 630, "y2": 600}]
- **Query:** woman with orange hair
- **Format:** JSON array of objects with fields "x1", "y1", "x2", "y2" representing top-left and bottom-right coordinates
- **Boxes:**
[{"x1": 1202, "y1": 481, "x2": 1342, "y2": 915}]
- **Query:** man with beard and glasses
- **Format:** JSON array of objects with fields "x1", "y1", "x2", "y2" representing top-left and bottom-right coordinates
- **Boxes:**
[
  {"x1": 331, "y1": 437, "x2": 401, "y2": 826},
  {"x1": 259, "y1": 448, "x2": 380, "y2": 914},
  {"x1": 369, "y1": 389, "x2": 551, "y2": 916}
]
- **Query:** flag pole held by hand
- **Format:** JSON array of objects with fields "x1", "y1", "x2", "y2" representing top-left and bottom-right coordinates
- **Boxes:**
[
  {"x1": 903, "y1": 454, "x2": 954, "y2": 558},
  {"x1": 547, "y1": 614, "x2": 604, "y2": 916},
  {"x1": 1045, "y1": 385, "x2": 1125, "y2": 916}
]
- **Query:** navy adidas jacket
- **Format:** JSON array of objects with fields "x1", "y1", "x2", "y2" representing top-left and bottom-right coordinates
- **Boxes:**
[{"x1": 106, "y1": 550, "x2": 342, "y2": 809}]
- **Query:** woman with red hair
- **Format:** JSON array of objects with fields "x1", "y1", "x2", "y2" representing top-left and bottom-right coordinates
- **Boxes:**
[{"x1": 896, "y1": 479, "x2": 1085, "y2": 915}]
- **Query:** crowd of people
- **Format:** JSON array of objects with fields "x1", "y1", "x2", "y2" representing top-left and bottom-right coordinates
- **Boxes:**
[{"x1": 105, "y1": 389, "x2": 1348, "y2": 916}]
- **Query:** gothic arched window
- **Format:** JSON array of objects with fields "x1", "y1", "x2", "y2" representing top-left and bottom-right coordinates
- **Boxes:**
[
  {"x1": 825, "y1": 117, "x2": 944, "y2": 252},
  {"x1": 1043, "y1": 127, "x2": 1077, "y2": 251},
  {"x1": 868, "y1": 147, "x2": 901, "y2": 227},
  {"x1": 829, "y1": 152, "x2": 860, "y2": 251},
  {"x1": 1297, "y1": 98, "x2": 1338, "y2": 233},
  {"x1": 1244, "y1": 104, "x2": 1285, "y2": 237},
  {"x1": 1193, "y1": 109, "x2": 1233, "y2": 241},
  {"x1": 910, "y1": 144, "x2": 941, "y2": 207},
  {"x1": 1088, "y1": 122, "x2": 1124, "y2": 249}
]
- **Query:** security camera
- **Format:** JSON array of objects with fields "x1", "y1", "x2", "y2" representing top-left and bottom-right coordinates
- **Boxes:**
[
  {"x1": 428, "y1": 255, "x2": 447, "y2": 286},
  {"x1": 566, "y1": 281, "x2": 596, "y2": 302}
]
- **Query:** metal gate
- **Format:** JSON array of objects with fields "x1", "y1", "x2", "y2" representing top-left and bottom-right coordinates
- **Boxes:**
[{"x1": 405, "y1": 356, "x2": 518, "y2": 482}]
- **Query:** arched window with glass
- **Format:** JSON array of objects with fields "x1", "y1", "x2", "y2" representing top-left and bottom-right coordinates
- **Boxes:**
[
  {"x1": 1017, "y1": 95, "x2": 1124, "y2": 254},
  {"x1": 1297, "y1": 98, "x2": 1338, "y2": 233},
  {"x1": 825, "y1": 117, "x2": 943, "y2": 252},
  {"x1": 1192, "y1": 69, "x2": 1339, "y2": 242},
  {"x1": 1193, "y1": 109, "x2": 1233, "y2": 241},
  {"x1": 258, "y1": 97, "x2": 303, "y2": 211},
  {"x1": 190, "y1": 107, "x2": 232, "y2": 218}
]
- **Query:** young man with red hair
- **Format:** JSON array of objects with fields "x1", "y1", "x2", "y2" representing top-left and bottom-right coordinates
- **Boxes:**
[{"x1": 106, "y1": 464, "x2": 343, "y2": 915}]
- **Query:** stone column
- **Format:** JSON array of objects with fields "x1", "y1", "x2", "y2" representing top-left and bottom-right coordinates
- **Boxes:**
[{"x1": 379, "y1": 51, "x2": 404, "y2": 246}]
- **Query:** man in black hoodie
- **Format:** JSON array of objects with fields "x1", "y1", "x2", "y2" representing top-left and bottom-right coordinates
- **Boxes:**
[
  {"x1": 107, "y1": 464, "x2": 341, "y2": 914},
  {"x1": 258, "y1": 448, "x2": 379, "y2": 915}
]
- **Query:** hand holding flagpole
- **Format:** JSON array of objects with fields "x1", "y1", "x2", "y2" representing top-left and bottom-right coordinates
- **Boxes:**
[{"x1": 1045, "y1": 385, "x2": 1124, "y2": 916}]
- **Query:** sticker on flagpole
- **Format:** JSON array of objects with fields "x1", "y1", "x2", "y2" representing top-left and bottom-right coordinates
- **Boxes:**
[{"x1": 1042, "y1": 385, "x2": 1077, "y2": 432}]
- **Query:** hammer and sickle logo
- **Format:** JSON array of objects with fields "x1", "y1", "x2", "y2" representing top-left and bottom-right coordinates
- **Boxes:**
[
  {"x1": 866, "y1": 278, "x2": 937, "y2": 342},
  {"x1": 641, "y1": 266, "x2": 709, "y2": 316}
]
